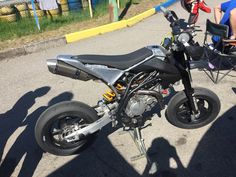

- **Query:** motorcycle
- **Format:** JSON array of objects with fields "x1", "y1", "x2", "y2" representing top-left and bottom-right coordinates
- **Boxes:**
[{"x1": 35, "y1": 6, "x2": 221, "y2": 173}]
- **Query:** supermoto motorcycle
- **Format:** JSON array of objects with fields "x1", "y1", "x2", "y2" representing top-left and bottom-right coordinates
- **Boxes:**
[{"x1": 35, "y1": 7, "x2": 221, "y2": 170}]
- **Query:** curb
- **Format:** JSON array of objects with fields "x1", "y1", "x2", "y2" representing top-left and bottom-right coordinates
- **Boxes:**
[
  {"x1": 0, "y1": 47, "x2": 26, "y2": 61},
  {"x1": 24, "y1": 37, "x2": 66, "y2": 54},
  {"x1": 66, "y1": 8, "x2": 156, "y2": 43},
  {"x1": 66, "y1": 21, "x2": 128, "y2": 43},
  {"x1": 66, "y1": 0, "x2": 178, "y2": 43},
  {"x1": 0, "y1": 37, "x2": 66, "y2": 61}
]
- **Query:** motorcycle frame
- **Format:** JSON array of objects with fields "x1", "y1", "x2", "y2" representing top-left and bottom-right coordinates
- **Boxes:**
[{"x1": 63, "y1": 47, "x2": 199, "y2": 140}]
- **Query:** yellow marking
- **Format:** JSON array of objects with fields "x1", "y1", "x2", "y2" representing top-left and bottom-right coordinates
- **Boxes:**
[
  {"x1": 126, "y1": 8, "x2": 156, "y2": 27},
  {"x1": 65, "y1": 8, "x2": 156, "y2": 43},
  {"x1": 66, "y1": 21, "x2": 127, "y2": 43}
]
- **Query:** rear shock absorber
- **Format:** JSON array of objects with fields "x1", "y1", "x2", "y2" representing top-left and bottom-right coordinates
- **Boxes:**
[
  {"x1": 103, "y1": 90, "x2": 116, "y2": 102},
  {"x1": 102, "y1": 84, "x2": 125, "y2": 102}
]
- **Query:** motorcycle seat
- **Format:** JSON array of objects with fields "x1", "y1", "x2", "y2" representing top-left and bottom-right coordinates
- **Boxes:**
[{"x1": 71, "y1": 47, "x2": 153, "y2": 70}]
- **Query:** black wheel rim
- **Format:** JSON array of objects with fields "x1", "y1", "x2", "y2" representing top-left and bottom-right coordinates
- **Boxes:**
[
  {"x1": 47, "y1": 113, "x2": 88, "y2": 149},
  {"x1": 176, "y1": 97, "x2": 213, "y2": 125}
]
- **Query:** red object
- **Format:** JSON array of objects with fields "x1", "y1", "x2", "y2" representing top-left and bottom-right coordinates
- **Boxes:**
[
  {"x1": 181, "y1": 0, "x2": 211, "y2": 24},
  {"x1": 161, "y1": 89, "x2": 169, "y2": 95},
  {"x1": 198, "y1": 0, "x2": 211, "y2": 13},
  {"x1": 191, "y1": 1, "x2": 199, "y2": 14}
]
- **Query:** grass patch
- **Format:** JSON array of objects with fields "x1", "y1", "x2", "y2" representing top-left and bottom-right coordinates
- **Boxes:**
[
  {"x1": 0, "y1": 6, "x2": 93, "y2": 41},
  {"x1": 0, "y1": 0, "x2": 142, "y2": 41}
]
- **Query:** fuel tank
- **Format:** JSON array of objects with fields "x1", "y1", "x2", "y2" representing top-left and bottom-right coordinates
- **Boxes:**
[{"x1": 131, "y1": 45, "x2": 179, "y2": 75}]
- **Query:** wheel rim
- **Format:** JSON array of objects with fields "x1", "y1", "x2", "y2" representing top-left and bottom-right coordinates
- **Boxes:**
[
  {"x1": 47, "y1": 114, "x2": 89, "y2": 149},
  {"x1": 176, "y1": 97, "x2": 213, "y2": 125}
]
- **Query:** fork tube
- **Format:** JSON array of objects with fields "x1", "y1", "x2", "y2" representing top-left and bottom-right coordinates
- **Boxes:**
[{"x1": 174, "y1": 51, "x2": 198, "y2": 114}]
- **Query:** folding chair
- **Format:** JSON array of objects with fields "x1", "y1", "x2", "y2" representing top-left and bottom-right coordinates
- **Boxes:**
[{"x1": 202, "y1": 19, "x2": 236, "y2": 83}]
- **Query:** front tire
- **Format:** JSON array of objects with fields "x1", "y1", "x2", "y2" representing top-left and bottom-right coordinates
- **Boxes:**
[
  {"x1": 35, "y1": 101, "x2": 99, "y2": 156},
  {"x1": 166, "y1": 87, "x2": 221, "y2": 129}
]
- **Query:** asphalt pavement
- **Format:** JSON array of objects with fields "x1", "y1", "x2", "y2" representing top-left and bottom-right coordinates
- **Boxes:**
[{"x1": 0, "y1": 0, "x2": 236, "y2": 177}]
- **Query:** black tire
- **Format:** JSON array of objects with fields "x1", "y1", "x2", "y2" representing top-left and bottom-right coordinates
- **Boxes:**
[
  {"x1": 166, "y1": 87, "x2": 221, "y2": 129},
  {"x1": 35, "y1": 101, "x2": 99, "y2": 156}
]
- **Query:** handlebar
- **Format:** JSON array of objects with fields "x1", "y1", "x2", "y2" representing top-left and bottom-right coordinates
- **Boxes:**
[
  {"x1": 160, "y1": 6, "x2": 175, "y2": 24},
  {"x1": 160, "y1": 6, "x2": 170, "y2": 17},
  {"x1": 160, "y1": 6, "x2": 203, "y2": 57},
  {"x1": 160, "y1": 6, "x2": 181, "y2": 35}
]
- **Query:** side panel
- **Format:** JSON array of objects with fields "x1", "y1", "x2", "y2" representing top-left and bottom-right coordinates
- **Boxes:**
[
  {"x1": 56, "y1": 55, "x2": 125, "y2": 85},
  {"x1": 131, "y1": 57, "x2": 180, "y2": 75}
]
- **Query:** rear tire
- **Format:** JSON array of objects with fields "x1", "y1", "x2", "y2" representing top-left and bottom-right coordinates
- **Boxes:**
[
  {"x1": 35, "y1": 101, "x2": 99, "y2": 156},
  {"x1": 166, "y1": 87, "x2": 221, "y2": 129}
]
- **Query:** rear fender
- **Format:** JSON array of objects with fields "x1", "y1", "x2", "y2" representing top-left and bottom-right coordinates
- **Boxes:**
[{"x1": 55, "y1": 55, "x2": 125, "y2": 85}]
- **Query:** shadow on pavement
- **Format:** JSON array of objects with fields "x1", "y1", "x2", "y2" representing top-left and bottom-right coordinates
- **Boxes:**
[
  {"x1": 47, "y1": 88, "x2": 185, "y2": 177},
  {"x1": 232, "y1": 87, "x2": 236, "y2": 94},
  {"x1": 0, "y1": 88, "x2": 74, "y2": 177},
  {"x1": 2, "y1": 86, "x2": 235, "y2": 177},
  {"x1": 47, "y1": 127, "x2": 188, "y2": 177},
  {"x1": 187, "y1": 105, "x2": 236, "y2": 177},
  {"x1": 47, "y1": 125, "x2": 141, "y2": 177},
  {"x1": 143, "y1": 137, "x2": 188, "y2": 177},
  {"x1": 46, "y1": 93, "x2": 236, "y2": 177},
  {"x1": 0, "y1": 86, "x2": 50, "y2": 163}
]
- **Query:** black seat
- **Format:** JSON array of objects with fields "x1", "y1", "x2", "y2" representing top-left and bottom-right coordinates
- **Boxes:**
[{"x1": 71, "y1": 47, "x2": 153, "y2": 70}]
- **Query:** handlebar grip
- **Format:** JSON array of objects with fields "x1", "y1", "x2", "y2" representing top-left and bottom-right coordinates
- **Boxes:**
[
  {"x1": 160, "y1": 6, "x2": 170, "y2": 16},
  {"x1": 160, "y1": 6, "x2": 175, "y2": 25}
]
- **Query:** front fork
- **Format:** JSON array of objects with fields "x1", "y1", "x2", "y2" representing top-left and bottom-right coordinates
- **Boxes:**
[{"x1": 174, "y1": 51, "x2": 199, "y2": 115}]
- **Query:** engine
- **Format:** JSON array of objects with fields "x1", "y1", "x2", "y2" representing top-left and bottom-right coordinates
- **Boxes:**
[{"x1": 125, "y1": 94, "x2": 158, "y2": 118}]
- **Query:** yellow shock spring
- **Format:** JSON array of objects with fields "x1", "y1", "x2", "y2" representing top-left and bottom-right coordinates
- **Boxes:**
[
  {"x1": 116, "y1": 83, "x2": 124, "y2": 91},
  {"x1": 102, "y1": 84, "x2": 124, "y2": 102},
  {"x1": 103, "y1": 90, "x2": 116, "y2": 102}
]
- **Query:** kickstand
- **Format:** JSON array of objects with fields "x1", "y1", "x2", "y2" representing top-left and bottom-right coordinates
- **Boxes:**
[{"x1": 129, "y1": 127, "x2": 158, "y2": 175}]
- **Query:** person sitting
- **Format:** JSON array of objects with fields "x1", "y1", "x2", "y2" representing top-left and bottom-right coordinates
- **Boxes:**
[
  {"x1": 181, "y1": 0, "x2": 211, "y2": 25},
  {"x1": 214, "y1": 0, "x2": 236, "y2": 40}
]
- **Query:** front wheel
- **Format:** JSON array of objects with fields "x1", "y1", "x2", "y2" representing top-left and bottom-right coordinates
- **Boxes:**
[
  {"x1": 35, "y1": 101, "x2": 99, "y2": 156},
  {"x1": 166, "y1": 87, "x2": 221, "y2": 129}
]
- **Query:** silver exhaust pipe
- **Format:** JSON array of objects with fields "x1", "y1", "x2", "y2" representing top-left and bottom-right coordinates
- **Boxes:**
[
  {"x1": 47, "y1": 59, "x2": 92, "y2": 81},
  {"x1": 47, "y1": 59, "x2": 57, "y2": 74}
]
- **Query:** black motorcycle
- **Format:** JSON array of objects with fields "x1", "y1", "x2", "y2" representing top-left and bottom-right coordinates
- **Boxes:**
[{"x1": 35, "y1": 6, "x2": 220, "y2": 173}]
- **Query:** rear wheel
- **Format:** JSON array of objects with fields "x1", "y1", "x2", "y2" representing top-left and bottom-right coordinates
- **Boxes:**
[
  {"x1": 35, "y1": 101, "x2": 99, "y2": 156},
  {"x1": 166, "y1": 87, "x2": 221, "y2": 129}
]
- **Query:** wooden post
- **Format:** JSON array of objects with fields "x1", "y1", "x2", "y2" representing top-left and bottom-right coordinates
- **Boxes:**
[
  {"x1": 109, "y1": 0, "x2": 118, "y2": 22},
  {"x1": 88, "y1": 0, "x2": 93, "y2": 18},
  {"x1": 117, "y1": 0, "x2": 120, "y2": 9}
]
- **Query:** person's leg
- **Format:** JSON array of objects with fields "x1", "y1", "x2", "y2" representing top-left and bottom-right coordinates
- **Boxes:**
[
  {"x1": 230, "y1": 8, "x2": 236, "y2": 39},
  {"x1": 214, "y1": 4, "x2": 222, "y2": 24},
  {"x1": 47, "y1": 10, "x2": 53, "y2": 21}
]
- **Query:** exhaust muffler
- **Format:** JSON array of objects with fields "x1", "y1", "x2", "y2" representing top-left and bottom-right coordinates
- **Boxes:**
[{"x1": 47, "y1": 59, "x2": 92, "y2": 81}]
